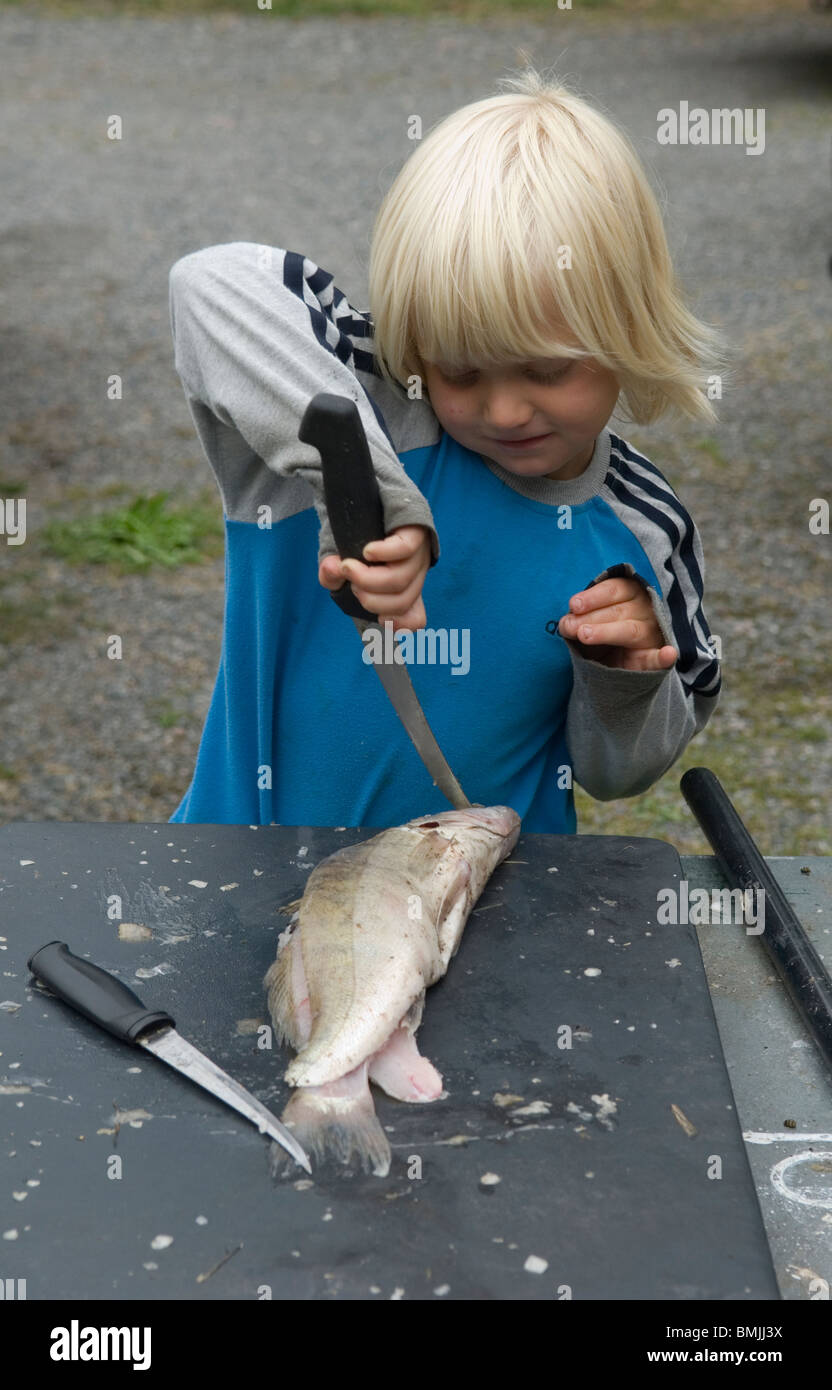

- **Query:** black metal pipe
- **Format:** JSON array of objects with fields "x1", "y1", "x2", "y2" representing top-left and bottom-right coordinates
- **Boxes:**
[{"x1": 681, "y1": 766, "x2": 832, "y2": 1078}]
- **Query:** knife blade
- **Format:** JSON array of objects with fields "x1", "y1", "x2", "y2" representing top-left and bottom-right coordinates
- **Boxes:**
[
  {"x1": 26, "y1": 940, "x2": 311, "y2": 1173},
  {"x1": 299, "y1": 391, "x2": 471, "y2": 810}
]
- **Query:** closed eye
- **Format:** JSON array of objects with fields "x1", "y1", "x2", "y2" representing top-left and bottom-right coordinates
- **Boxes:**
[{"x1": 439, "y1": 363, "x2": 571, "y2": 386}]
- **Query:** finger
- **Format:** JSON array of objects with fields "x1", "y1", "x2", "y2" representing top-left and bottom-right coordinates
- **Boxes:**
[
  {"x1": 561, "y1": 618, "x2": 655, "y2": 648},
  {"x1": 615, "y1": 645, "x2": 678, "y2": 672},
  {"x1": 568, "y1": 579, "x2": 641, "y2": 616},
  {"x1": 560, "y1": 600, "x2": 652, "y2": 634},
  {"x1": 318, "y1": 557, "x2": 346, "y2": 591},
  {"x1": 350, "y1": 573, "x2": 425, "y2": 617},
  {"x1": 342, "y1": 555, "x2": 424, "y2": 596},
  {"x1": 387, "y1": 597, "x2": 427, "y2": 633},
  {"x1": 362, "y1": 526, "x2": 426, "y2": 563}
]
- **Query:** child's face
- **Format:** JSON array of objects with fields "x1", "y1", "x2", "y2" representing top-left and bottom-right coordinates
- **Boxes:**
[{"x1": 420, "y1": 353, "x2": 620, "y2": 481}]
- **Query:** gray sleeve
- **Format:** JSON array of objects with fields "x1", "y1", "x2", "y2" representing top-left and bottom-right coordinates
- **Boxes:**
[
  {"x1": 167, "y1": 240, "x2": 439, "y2": 563},
  {"x1": 561, "y1": 545, "x2": 721, "y2": 801}
]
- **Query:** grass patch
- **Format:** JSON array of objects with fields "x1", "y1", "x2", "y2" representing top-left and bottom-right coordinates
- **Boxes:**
[
  {"x1": 146, "y1": 696, "x2": 192, "y2": 728},
  {"x1": 694, "y1": 437, "x2": 730, "y2": 469},
  {"x1": 42, "y1": 490, "x2": 223, "y2": 573}
]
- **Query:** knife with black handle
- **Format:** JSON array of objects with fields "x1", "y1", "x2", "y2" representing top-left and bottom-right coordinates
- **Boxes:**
[
  {"x1": 299, "y1": 391, "x2": 471, "y2": 808},
  {"x1": 27, "y1": 940, "x2": 311, "y2": 1172}
]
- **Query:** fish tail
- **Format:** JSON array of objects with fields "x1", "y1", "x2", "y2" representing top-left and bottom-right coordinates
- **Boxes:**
[{"x1": 271, "y1": 1073, "x2": 391, "y2": 1179}]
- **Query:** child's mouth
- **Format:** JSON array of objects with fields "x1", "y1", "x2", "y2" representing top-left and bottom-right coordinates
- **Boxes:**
[{"x1": 489, "y1": 432, "x2": 553, "y2": 452}]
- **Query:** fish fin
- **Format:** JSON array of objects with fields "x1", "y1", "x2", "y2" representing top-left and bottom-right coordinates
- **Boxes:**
[
  {"x1": 278, "y1": 897, "x2": 303, "y2": 916},
  {"x1": 401, "y1": 992, "x2": 425, "y2": 1033},
  {"x1": 263, "y1": 932, "x2": 309, "y2": 1051},
  {"x1": 435, "y1": 856, "x2": 473, "y2": 967},
  {"x1": 272, "y1": 1066, "x2": 391, "y2": 1178},
  {"x1": 368, "y1": 1024, "x2": 444, "y2": 1102}
]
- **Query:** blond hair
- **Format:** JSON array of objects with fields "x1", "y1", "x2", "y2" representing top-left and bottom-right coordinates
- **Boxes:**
[{"x1": 368, "y1": 64, "x2": 731, "y2": 426}]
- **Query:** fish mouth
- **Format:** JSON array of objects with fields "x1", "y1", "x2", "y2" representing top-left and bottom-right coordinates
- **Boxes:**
[
  {"x1": 465, "y1": 805, "x2": 521, "y2": 839},
  {"x1": 411, "y1": 805, "x2": 520, "y2": 839}
]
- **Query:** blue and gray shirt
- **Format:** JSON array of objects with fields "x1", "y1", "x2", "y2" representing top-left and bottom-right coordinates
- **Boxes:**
[{"x1": 166, "y1": 242, "x2": 720, "y2": 831}]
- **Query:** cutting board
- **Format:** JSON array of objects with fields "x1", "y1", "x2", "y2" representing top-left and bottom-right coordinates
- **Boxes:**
[{"x1": 0, "y1": 821, "x2": 779, "y2": 1300}]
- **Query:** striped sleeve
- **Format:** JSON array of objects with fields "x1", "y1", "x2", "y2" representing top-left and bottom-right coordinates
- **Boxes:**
[
  {"x1": 167, "y1": 241, "x2": 439, "y2": 561},
  {"x1": 601, "y1": 434, "x2": 721, "y2": 698},
  {"x1": 562, "y1": 434, "x2": 720, "y2": 802}
]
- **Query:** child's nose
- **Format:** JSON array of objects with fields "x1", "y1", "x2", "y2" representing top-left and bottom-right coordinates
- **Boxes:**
[{"x1": 480, "y1": 380, "x2": 536, "y2": 425}]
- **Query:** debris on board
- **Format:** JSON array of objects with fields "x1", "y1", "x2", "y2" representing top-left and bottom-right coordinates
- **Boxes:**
[
  {"x1": 671, "y1": 1103, "x2": 697, "y2": 1138},
  {"x1": 591, "y1": 1094, "x2": 618, "y2": 1130},
  {"x1": 118, "y1": 923, "x2": 153, "y2": 942},
  {"x1": 196, "y1": 1244, "x2": 242, "y2": 1284},
  {"x1": 135, "y1": 964, "x2": 175, "y2": 979}
]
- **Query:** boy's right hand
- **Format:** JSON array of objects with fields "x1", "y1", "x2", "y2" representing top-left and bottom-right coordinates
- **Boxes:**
[{"x1": 318, "y1": 524, "x2": 431, "y2": 633}]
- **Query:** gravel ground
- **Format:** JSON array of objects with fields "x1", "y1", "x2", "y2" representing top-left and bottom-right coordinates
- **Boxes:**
[{"x1": 0, "y1": 7, "x2": 830, "y2": 852}]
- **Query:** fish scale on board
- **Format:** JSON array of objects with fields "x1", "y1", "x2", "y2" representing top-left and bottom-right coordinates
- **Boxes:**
[{"x1": 264, "y1": 805, "x2": 521, "y2": 1176}]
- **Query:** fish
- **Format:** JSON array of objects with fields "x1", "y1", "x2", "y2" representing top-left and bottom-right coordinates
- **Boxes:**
[{"x1": 264, "y1": 804, "x2": 521, "y2": 1177}]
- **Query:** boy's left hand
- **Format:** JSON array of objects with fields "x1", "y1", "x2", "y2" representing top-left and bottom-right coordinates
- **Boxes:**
[{"x1": 558, "y1": 577, "x2": 678, "y2": 672}]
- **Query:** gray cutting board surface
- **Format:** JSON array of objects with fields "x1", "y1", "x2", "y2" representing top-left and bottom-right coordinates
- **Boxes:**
[{"x1": 0, "y1": 821, "x2": 779, "y2": 1301}]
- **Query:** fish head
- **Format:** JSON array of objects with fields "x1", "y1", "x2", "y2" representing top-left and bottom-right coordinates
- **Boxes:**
[
  {"x1": 404, "y1": 806, "x2": 521, "y2": 965},
  {"x1": 407, "y1": 804, "x2": 521, "y2": 861}
]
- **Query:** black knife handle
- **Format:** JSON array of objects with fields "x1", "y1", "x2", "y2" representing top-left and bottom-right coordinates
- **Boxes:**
[
  {"x1": 27, "y1": 941, "x2": 175, "y2": 1044},
  {"x1": 299, "y1": 392, "x2": 386, "y2": 621}
]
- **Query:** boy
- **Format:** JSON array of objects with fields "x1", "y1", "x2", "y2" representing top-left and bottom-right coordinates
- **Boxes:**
[{"x1": 166, "y1": 68, "x2": 723, "y2": 832}]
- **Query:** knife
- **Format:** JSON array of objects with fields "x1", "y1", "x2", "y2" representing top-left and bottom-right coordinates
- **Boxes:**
[
  {"x1": 299, "y1": 391, "x2": 471, "y2": 810},
  {"x1": 27, "y1": 940, "x2": 311, "y2": 1173}
]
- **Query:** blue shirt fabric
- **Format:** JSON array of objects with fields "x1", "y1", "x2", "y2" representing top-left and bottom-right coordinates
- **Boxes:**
[{"x1": 170, "y1": 430, "x2": 668, "y2": 832}]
